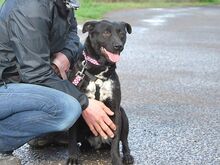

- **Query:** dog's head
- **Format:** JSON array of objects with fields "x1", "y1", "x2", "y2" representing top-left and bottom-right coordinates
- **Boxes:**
[{"x1": 82, "y1": 20, "x2": 132, "y2": 64}]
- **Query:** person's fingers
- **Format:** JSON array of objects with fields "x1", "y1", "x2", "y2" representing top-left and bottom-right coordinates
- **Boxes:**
[
  {"x1": 51, "y1": 64, "x2": 62, "y2": 78},
  {"x1": 101, "y1": 104, "x2": 114, "y2": 116},
  {"x1": 88, "y1": 123, "x2": 98, "y2": 136},
  {"x1": 103, "y1": 115, "x2": 116, "y2": 131},
  {"x1": 99, "y1": 120, "x2": 114, "y2": 138},
  {"x1": 60, "y1": 70, "x2": 67, "y2": 80},
  {"x1": 99, "y1": 102, "x2": 116, "y2": 131},
  {"x1": 94, "y1": 122, "x2": 108, "y2": 139}
]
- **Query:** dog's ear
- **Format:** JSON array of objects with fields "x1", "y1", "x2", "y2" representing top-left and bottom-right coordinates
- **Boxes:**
[
  {"x1": 82, "y1": 21, "x2": 98, "y2": 33},
  {"x1": 121, "y1": 22, "x2": 132, "y2": 34}
]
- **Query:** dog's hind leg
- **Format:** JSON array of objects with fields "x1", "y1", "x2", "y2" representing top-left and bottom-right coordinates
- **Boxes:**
[
  {"x1": 120, "y1": 107, "x2": 134, "y2": 164},
  {"x1": 66, "y1": 124, "x2": 80, "y2": 165}
]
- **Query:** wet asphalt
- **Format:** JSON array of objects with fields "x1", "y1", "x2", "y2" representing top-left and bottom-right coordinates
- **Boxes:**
[{"x1": 14, "y1": 6, "x2": 220, "y2": 165}]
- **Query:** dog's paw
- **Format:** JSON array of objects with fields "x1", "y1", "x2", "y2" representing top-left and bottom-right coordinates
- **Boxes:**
[
  {"x1": 66, "y1": 157, "x2": 81, "y2": 165},
  {"x1": 112, "y1": 159, "x2": 123, "y2": 165},
  {"x1": 123, "y1": 154, "x2": 134, "y2": 164}
]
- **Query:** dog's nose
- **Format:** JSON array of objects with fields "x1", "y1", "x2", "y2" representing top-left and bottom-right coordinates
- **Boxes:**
[{"x1": 113, "y1": 44, "x2": 123, "y2": 51}]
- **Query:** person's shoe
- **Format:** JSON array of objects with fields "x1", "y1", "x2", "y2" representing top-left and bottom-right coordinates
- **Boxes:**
[
  {"x1": 0, "y1": 153, "x2": 21, "y2": 165},
  {"x1": 28, "y1": 136, "x2": 53, "y2": 148},
  {"x1": 28, "y1": 138, "x2": 51, "y2": 148},
  {"x1": 28, "y1": 132, "x2": 69, "y2": 148},
  {"x1": 53, "y1": 132, "x2": 69, "y2": 146}
]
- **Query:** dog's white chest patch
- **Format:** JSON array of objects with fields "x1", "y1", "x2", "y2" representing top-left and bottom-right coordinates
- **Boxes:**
[{"x1": 86, "y1": 78, "x2": 114, "y2": 101}]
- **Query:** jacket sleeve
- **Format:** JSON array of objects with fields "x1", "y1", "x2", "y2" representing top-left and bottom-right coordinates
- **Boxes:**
[
  {"x1": 8, "y1": 1, "x2": 88, "y2": 110},
  {"x1": 61, "y1": 11, "x2": 83, "y2": 65}
]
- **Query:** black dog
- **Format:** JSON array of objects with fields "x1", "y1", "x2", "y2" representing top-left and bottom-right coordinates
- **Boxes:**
[{"x1": 67, "y1": 20, "x2": 133, "y2": 165}]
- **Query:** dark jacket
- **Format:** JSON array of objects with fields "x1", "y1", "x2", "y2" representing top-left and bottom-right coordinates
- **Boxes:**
[{"x1": 0, "y1": 0, "x2": 88, "y2": 110}]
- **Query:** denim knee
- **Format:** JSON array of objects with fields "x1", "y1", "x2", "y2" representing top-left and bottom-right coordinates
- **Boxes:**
[{"x1": 54, "y1": 95, "x2": 82, "y2": 132}]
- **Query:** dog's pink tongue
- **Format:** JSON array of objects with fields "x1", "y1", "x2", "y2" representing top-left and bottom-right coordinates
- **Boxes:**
[{"x1": 104, "y1": 49, "x2": 120, "y2": 63}]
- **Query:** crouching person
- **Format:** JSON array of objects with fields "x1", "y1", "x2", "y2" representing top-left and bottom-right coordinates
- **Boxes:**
[{"x1": 0, "y1": 0, "x2": 115, "y2": 164}]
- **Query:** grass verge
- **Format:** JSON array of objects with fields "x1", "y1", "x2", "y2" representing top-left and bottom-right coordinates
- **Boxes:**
[
  {"x1": 0, "y1": 0, "x2": 4, "y2": 5},
  {"x1": 1, "y1": 0, "x2": 220, "y2": 21},
  {"x1": 76, "y1": 1, "x2": 220, "y2": 21}
]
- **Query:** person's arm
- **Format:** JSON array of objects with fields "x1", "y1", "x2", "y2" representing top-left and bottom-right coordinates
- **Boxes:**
[
  {"x1": 8, "y1": 1, "x2": 88, "y2": 110},
  {"x1": 52, "y1": 10, "x2": 83, "y2": 79},
  {"x1": 61, "y1": 10, "x2": 82, "y2": 65}
]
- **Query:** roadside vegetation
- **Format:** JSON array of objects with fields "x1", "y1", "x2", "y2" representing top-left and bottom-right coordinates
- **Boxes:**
[
  {"x1": 0, "y1": 0, "x2": 4, "y2": 5},
  {"x1": 0, "y1": 0, "x2": 220, "y2": 21},
  {"x1": 77, "y1": 0, "x2": 220, "y2": 21}
]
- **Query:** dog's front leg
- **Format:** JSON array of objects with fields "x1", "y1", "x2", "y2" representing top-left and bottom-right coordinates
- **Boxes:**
[
  {"x1": 111, "y1": 107, "x2": 123, "y2": 165},
  {"x1": 120, "y1": 107, "x2": 134, "y2": 164},
  {"x1": 66, "y1": 124, "x2": 80, "y2": 165}
]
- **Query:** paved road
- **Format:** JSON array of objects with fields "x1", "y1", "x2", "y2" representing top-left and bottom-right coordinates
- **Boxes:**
[{"x1": 14, "y1": 6, "x2": 220, "y2": 165}]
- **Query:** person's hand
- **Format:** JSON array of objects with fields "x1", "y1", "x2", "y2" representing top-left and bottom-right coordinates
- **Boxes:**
[
  {"x1": 82, "y1": 99, "x2": 116, "y2": 139},
  {"x1": 51, "y1": 63, "x2": 61, "y2": 78},
  {"x1": 52, "y1": 52, "x2": 70, "y2": 80}
]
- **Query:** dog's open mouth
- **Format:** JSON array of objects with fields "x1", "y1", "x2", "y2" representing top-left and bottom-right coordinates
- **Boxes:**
[{"x1": 101, "y1": 47, "x2": 120, "y2": 63}]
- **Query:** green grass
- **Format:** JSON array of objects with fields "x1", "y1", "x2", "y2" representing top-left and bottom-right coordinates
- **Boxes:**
[
  {"x1": 0, "y1": 0, "x2": 4, "y2": 5},
  {"x1": 1, "y1": 0, "x2": 220, "y2": 21},
  {"x1": 76, "y1": 1, "x2": 220, "y2": 21}
]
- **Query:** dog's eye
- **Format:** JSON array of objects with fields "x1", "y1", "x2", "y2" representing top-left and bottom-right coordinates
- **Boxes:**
[
  {"x1": 103, "y1": 31, "x2": 111, "y2": 38},
  {"x1": 119, "y1": 31, "x2": 125, "y2": 39}
]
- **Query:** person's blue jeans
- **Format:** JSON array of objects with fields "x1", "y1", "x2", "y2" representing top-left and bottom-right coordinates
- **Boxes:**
[{"x1": 0, "y1": 83, "x2": 81, "y2": 152}]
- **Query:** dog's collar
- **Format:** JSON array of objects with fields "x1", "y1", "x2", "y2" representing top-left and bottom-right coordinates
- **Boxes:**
[
  {"x1": 71, "y1": 51, "x2": 114, "y2": 86},
  {"x1": 83, "y1": 50, "x2": 100, "y2": 66},
  {"x1": 72, "y1": 51, "x2": 100, "y2": 86}
]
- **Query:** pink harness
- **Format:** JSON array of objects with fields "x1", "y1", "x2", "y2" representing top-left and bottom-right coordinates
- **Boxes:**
[
  {"x1": 83, "y1": 51, "x2": 100, "y2": 66},
  {"x1": 72, "y1": 51, "x2": 100, "y2": 86}
]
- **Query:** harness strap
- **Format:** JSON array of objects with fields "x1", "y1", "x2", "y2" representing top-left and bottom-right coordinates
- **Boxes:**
[
  {"x1": 72, "y1": 74, "x2": 84, "y2": 86},
  {"x1": 83, "y1": 51, "x2": 100, "y2": 66},
  {"x1": 71, "y1": 51, "x2": 109, "y2": 86},
  {"x1": 84, "y1": 71, "x2": 97, "y2": 81}
]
